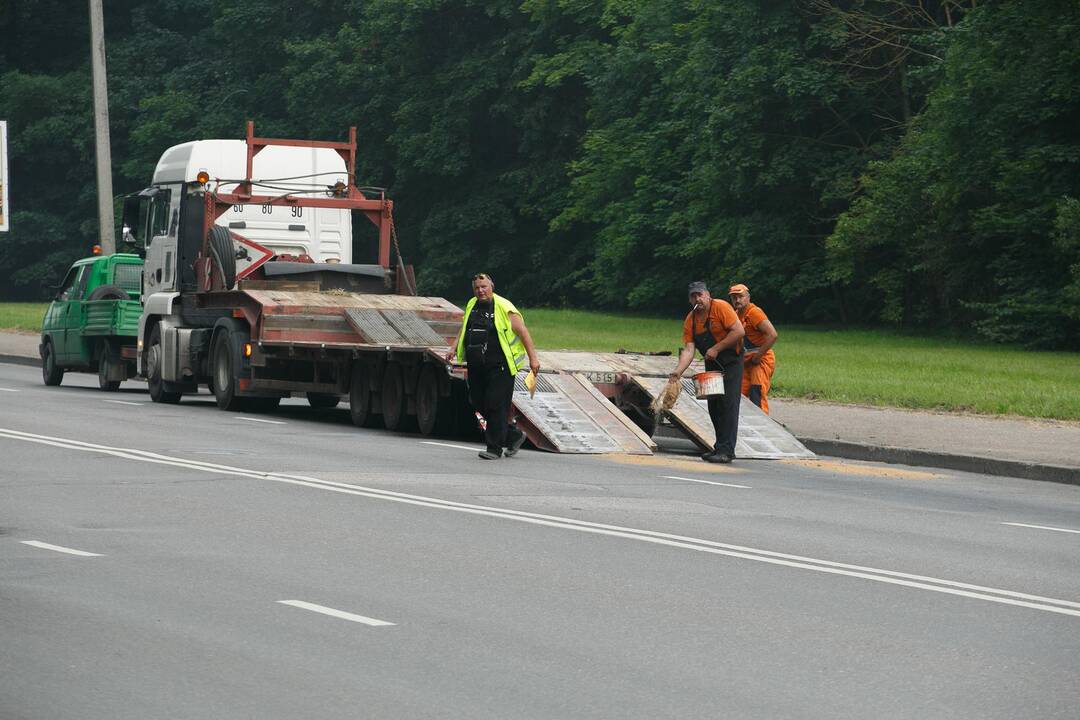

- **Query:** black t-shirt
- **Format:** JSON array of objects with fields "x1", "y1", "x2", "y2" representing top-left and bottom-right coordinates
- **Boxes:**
[{"x1": 465, "y1": 301, "x2": 504, "y2": 368}]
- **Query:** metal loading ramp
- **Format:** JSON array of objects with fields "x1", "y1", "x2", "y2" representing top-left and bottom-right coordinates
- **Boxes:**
[
  {"x1": 535, "y1": 351, "x2": 814, "y2": 460},
  {"x1": 632, "y1": 376, "x2": 815, "y2": 459},
  {"x1": 512, "y1": 371, "x2": 656, "y2": 455}
]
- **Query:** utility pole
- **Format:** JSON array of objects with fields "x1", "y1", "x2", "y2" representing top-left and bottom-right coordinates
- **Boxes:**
[{"x1": 89, "y1": 0, "x2": 115, "y2": 254}]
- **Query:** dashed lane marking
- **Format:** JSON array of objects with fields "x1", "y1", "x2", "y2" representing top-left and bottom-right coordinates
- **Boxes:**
[
  {"x1": 1002, "y1": 522, "x2": 1080, "y2": 535},
  {"x1": 662, "y1": 475, "x2": 752, "y2": 489},
  {"x1": 277, "y1": 600, "x2": 395, "y2": 626},
  {"x1": 420, "y1": 440, "x2": 482, "y2": 452},
  {"x1": 235, "y1": 417, "x2": 287, "y2": 425},
  {"x1": 104, "y1": 399, "x2": 144, "y2": 406},
  {"x1": 21, "y1": 540, "x2": 103, "y2": 557}
]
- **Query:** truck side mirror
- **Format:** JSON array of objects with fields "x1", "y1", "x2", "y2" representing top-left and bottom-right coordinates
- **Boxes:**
[{"x1": 121, "y1": 195, "x2": 144, "y2": 247}]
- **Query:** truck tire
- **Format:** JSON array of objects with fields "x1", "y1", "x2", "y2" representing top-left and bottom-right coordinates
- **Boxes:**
[
  {"x1": 211, "y1": 325, "x2": 243, "y2": 410},
  {"x1": 349, "y1": 361, "x2": 377, "y2": 428},
  {"x1": 97, "y1": 343, "x2": 121, "y2": 392},
  {"x1": 416, "y1": 364, "x2": 451, "y2": 436},
  {"x1": 87, "y1": 284, "x2": 127, "y2": 301},
  {"x1": 147, "y1": 324, "x2": 182, "y2": 404},
  {"x1": 306, "y1": 392, "x2": 340, "y2": 409},
  {"x1": 41, "y1": 340, "x2": 64, "y2": 386},
  {"x1": 381, "y1": 361, "x2": 409, "y2": 431},
  {"x1": 208, "y1": 226, "x2": 237, "y2": 290}
]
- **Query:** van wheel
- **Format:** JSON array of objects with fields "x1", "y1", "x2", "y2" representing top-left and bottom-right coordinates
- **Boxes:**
[
  {"x1": 147, "y1": 325, "x2": 181, "y2": 404},
  {"x1": 41, "y1": 340, "x2": 63, "y2": 386},
  {"x1": 97, "y1": 344, "x2": 121, "y2": 391},
  {"x1": 307, "y1": 392, "x2": 340, "y2": 409}
]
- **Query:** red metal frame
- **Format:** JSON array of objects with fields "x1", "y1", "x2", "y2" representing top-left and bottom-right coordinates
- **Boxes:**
[{"x1": 201, "y1": 121, "x2": 393, "y2": 279}]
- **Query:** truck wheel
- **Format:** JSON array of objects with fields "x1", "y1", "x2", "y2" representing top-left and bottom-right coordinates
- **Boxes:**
[
  {"x1": 208, "y1": 226, "x2": 237, "y2": 290},
  {"x1": 381, "y1": 361, "x2": 408, "y2": 431},
  {"x1": 211, "y1": 327, "x2": 243, "y2": 411},
  {"x1": 417, "y1": 364, "x2": 451, "y2": 436},
  {"x1": 97, "y1": 344, "x2": 121, "y2": 392},
  {"x1": 41, "y1": 340, "x2": 64, "y2": 386},
  {"x1": 147, "y1": 325, "x2": 182, "y2": 404},
  {"x1": 349, "y1": 362, "x2": 377, "y2": 428},
  {"x1": 87, "y1": 284, "x2": 127, "y2": 301},
  {"x1": 306, "y1": 392, "x2": 340, "y2": 409}
]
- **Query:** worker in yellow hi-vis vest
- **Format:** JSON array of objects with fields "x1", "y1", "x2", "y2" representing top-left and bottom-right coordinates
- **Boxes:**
[{"x1": 447, "y1": 273, "x2": 540, "y2": 460}]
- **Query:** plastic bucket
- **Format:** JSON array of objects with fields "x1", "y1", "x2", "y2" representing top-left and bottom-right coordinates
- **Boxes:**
[{"x1": 693, "y1": 371, "x2": 725, "y2": 399}]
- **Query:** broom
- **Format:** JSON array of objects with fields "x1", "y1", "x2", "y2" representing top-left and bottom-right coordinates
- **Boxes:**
[{"x1": 651, "y1": 376, "x2": 683, "y2": 415}]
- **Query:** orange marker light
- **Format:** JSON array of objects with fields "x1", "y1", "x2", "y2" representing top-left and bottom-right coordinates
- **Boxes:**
[
  {"x1": 196, "y1": 170, "x2": 210, "y2": 184},
  {"x1": 91, "y1": 244, "x2": 102, "y2": 255},
  {"x1": 244, "y1": 342, "x2": 252, "y2": 358}
]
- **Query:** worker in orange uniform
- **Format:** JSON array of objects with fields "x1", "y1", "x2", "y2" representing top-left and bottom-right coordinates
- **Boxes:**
[
  {"x1": 669, "y1": 281, "x2": 745, "y2": 463},
  {"x1": 728, "y1": 283, "x2": 777, "y2": 414}
]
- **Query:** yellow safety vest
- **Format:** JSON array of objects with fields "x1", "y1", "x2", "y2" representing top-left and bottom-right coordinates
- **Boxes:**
[{"x1": 456, "y1": 294, "x2": 527, "y2": 376}]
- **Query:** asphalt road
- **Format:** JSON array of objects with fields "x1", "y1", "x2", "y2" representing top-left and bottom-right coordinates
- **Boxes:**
[{"x1": 2, "y1": 361, "x2": 1079, "y2": 719}]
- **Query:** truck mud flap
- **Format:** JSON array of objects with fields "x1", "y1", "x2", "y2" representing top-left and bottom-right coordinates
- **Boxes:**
[
  {"x1": 631, "y1": 376, "x2": 815, "y2": 460},
  {"x1": 512, "y1": 372, "x2": 656, "y2": 455}
]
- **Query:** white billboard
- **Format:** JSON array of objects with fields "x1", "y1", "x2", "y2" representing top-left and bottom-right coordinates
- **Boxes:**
[{"x1": 0, "y1": 120, "x2": 8, "y2": 232}]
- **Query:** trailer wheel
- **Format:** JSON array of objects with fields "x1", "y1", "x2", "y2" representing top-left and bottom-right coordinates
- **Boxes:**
[
  {"x1": 381, "y1": 361, "x2": 411, "y2": 431},
  {"x1": 211, "y1": 326, "x2": 243, "y2": 410},
  {"x1": 349, "y1": 362, "x2": 377, "y2": 428},
  {"x1": 417, "y1": 364, "x2": 452, "y2": 436},
  {"x1": 208, "y1": 226, "x2": 237, "y2": 290},
  {"x1": 41, "y1": 340, "x2": 63, "y2": 387},
  {"x1": 97, "y1": 343, "x2": 121, "y2": 392},
  {"x1": 147, "y1": 325, "x2": 182, "y2": 404},
  {"x1": 307, "y1": 392, "x2": 340, "y2": 410}
]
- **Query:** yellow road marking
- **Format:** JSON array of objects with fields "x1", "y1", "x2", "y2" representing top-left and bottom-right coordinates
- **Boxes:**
[{"x1": 780, "y1": 458, "x2": 940, "y2": 480}]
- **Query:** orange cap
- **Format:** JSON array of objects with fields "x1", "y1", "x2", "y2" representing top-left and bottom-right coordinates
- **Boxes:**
[{"x1": 728, "y1": 283, "x2": 749, "y2": 296}]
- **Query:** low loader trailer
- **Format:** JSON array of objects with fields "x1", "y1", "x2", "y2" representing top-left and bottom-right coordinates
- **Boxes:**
[{"x1": 120, "y1": 123, "x2": 811, "y2": 459}]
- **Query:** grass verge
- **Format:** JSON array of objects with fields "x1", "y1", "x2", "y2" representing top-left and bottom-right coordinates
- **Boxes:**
[{"x1": 0, "y1": 303, "x2": 47, "y2": 334}]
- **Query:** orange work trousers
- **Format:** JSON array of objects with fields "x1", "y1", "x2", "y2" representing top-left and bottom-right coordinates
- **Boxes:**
[{"x1": 741, "y1": 349, "x2": 775, "y2": 414}]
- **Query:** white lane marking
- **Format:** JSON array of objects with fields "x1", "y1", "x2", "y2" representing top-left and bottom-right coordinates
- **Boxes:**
[
  {"x1": 3, "y1": 426, "x2": 1080, "y2": 618},
  {"x1": 234, "y1": 417, "x2": 286, "y2": 425},
  {"x1": 277, "y1": 600, "x2": 395, "y2": 626},
  {"x1": 104, "y1": 399, "x2": 144, "y2": 406},
  {"x1": 0, "y1": 388, "x2": 19, "y2": 392},
  {"x1": 420, "y1": 440, "x2": 481, "y2": 452},
  {"x1": 1002, "y1": 522, "x2": 1080, "y2": 535},
  {"x1": 663, "y1": 475, "x2": 752, "y2": 489},
  {"x1": 21, "y1": 540, "x2": 102, "y2": 557}
]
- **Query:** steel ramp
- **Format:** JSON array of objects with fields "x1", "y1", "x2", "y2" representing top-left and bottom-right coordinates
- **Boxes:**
[
  {"x1": 632, "y1": 376, "x2": 814, "y2": 459},
  {"x1": 512, "y1": 372, "x2": 656, "y2": 455}
]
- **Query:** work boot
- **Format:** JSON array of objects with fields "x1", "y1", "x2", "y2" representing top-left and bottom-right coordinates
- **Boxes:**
[
  {"x1": 505, "y1": 431, "x2": 527, "y2": 457},
  {"x1": 479, "y1": 449, "x2": 502, "y2": 460},
  {"x1": 703, "y1": 452, "x2": 733, "y2": 464}
]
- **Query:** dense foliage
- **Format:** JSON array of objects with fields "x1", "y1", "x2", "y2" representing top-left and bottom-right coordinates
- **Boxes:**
[{"x1": 1, "y1": 0, "x2": 1077, "y2": 348}]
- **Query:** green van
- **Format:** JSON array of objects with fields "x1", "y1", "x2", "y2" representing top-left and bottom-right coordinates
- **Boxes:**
[{"x1": 39, "y1": 253, "x2": 143, "y2": 390}]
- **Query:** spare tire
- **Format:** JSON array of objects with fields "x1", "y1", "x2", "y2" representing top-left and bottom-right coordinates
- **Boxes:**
[
  {"x1": 87, "y1": 284, "x2": 127, "y2": 301},
  {"x1": 208, "y1": 226, "x2": 237, "y2": 290}
]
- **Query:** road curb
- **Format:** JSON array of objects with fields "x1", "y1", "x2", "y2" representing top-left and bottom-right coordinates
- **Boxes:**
[
  {"x1": 0, "y1": 353, "x2": 39, "y2": 368},
  {"x1": 800, "y1": 438, "x2": 1080, "y2": 487}
]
